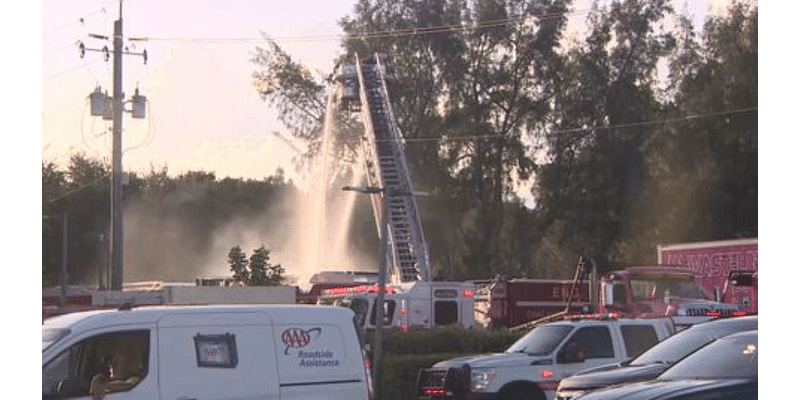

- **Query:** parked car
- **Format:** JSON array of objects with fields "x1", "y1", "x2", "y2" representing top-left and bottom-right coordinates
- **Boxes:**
[
  {"x1": 568, "y1": 330, "x2": 757, "y2": 400},
  {"x1": 556, "y1": 315, "x2": 757, "y2": 399},
  {"x1": 42, "y1": 304, "x2": 374, "y2": 400}
]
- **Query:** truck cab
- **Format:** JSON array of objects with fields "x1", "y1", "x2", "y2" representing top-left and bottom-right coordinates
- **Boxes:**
[{"x1": 598, "y1": 267, "x2": 743, "y2": 328}]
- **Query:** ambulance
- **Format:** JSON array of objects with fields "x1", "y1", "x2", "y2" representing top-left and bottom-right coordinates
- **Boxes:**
[{"x1": 318, "y1": 281, "x2": 476, "y2": 332}]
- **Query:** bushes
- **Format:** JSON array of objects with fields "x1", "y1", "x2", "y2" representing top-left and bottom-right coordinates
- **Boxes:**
[{"x1": 365, "y1": 326, "x2": 526, "y2": 400}]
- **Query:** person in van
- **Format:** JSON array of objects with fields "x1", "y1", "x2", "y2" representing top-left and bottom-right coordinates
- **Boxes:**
[{"x1": 88, "y1": 334, "x2": 148, "y2": 399}]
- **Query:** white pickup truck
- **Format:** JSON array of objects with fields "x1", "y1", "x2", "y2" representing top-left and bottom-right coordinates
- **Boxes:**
[{"x1": 415, "y1": 315, "x2": 676, "y2": 400}]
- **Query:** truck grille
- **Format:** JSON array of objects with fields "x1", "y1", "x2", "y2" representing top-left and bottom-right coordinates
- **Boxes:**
[{"x1": 684, "y1": 307, "x2": 736, "y2": 317}]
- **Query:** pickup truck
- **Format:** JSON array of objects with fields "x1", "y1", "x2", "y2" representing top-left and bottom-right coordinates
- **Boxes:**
[{"x1": 415, "y1": 315, "x2": 676, "y2": 400}]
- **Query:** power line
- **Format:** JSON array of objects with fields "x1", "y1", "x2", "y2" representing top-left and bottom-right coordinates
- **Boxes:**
[
  {"x1": 127, "y1": 7, "x2": 600, "y2": 45},
  {"x1": 43, "y1": 57, "x2": 108, "y2": 82},
  {"x1": 538, "y1": 106, "x2": 759, "y2": 137},
  {"x1": 43, "y1": 2, "x2": 112, "y2": 39},
  {"x1": 132, "y1": 106, "x2": 756, "y2": 144},
  {"x1": 44, "y1": 171, "x2": 111, "y2": 205}
]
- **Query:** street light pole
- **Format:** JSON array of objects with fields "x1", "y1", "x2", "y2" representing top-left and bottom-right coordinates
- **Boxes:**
[
  {"x1": 342, "y1": 185, "x2": 428, "y2": 398},
  {"x1": 342, "y1": 185, "x2": 388, "y2": 397},
  {"x1": 375, "y1": 196, "x2": 389, "y2": 397}
]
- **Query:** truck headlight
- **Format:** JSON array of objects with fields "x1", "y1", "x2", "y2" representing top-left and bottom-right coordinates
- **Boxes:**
[{"x1": 471, "y1": 368, "x2": 496, "y2": 392}]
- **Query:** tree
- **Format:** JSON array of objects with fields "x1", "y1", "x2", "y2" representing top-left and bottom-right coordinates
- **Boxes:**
[
  {"x1": 228, "y1": 246, "x2": 249, "y2": 284},
  {"x1": 228, "y1": 245, "x2": 285, "y2": 286},
  {"x1": 634, "y1": 1, "x2": 757, "y2": 249},
  {"x1": 267, "y1": 259, "x2": 286, "y2": 286},
  {"x1": 247, "y1": 246, "x2": 270, "y2": 286},
  {"x1": 533, "y1": 0, "x2": 676, "y2": 265}
]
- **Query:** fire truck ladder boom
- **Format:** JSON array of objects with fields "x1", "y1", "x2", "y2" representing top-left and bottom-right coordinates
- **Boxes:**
[{"x1": 354, "y1": 54, "x2": 430, "y2": 284}]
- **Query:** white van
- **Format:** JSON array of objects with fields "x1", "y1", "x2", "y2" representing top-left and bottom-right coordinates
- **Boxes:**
[{"x1": 42, "y1": 304, "x2": 374, "y2": 400}]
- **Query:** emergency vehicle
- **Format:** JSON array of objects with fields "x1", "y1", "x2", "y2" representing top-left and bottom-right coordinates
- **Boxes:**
[
  {"x1": 475, "y1": 279, "x2": 591, "y2": 329},
  {"x1": 657, "y1": 238, "x2": 758, "y2": 313},
  {"x1": 319, "y1": 281, "x2": 476, "y2": 331},
  {"x1": 508, "y1": 256, "x2": 744, "y2": 331}
]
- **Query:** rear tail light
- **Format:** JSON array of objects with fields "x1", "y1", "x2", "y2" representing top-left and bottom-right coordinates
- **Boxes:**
[
  {"x1": 423, "y1": 388, "x2": 447, "y2": 397},
  {"x1": 732, "y1": 311, "x2": 748, "y2": 317},
  {"x1": 363, "y1": 350, "x2": 375, "y2": 400}
]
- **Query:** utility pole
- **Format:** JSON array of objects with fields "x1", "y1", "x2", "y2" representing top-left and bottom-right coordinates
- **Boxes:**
[
  {"x1": 110, "y1": 3, "x2": 124, "y2": 292},
  {"x1": 81, "y1": 0, "x2": 147, "y2": 291}
]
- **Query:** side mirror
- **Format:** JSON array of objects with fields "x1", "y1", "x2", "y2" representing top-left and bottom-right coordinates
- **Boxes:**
[{"x1": 603, "y1": 285, "x2": 614, "y2": 307}]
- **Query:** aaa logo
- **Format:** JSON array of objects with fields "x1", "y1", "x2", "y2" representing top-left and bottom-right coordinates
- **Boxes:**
[{"x1": 281, "y1": 327, "x2": 322, "y2": 354}]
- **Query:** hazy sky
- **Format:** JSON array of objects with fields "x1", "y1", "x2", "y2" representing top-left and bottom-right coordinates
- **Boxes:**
[
  {"x1": 41, "y1": 0, "x2": 730, "y2": 187},
  {"x1": 42, "y1": 0, "x2": 355, "y2": 185}
]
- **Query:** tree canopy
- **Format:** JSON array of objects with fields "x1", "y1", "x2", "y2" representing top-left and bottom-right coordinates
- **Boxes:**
[{"x1": 250, "y1": 0, "x2": 757, "y2": 279}]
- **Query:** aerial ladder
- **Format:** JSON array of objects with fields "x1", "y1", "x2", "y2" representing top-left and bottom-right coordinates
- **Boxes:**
[{"x1": 336, "y1": 53, "x2": 430, "y2": 285}]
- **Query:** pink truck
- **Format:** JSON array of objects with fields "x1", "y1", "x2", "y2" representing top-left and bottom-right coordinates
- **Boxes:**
[{"x1": 657, "y1": 238, "x2": 758, "y2": 314}]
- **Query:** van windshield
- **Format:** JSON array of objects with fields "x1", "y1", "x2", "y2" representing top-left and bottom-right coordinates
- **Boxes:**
[
  {"x1": 506, "y1": 325, "x2": 573, "y2": 355},
  {"x1": 42, "y1": 328, "x2": 70, "y2": 352}
]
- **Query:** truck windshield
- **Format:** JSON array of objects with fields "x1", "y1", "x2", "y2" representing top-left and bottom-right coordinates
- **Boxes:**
[
  {"x1": 42, "y1": 328, "x2": 70, "y2": 352},
  {"x1": 630, "y1": 275, "x2": 707, "y2": 301},
  {"x1": 506, "y1": 325, "x2": 573, "y2": 355}
]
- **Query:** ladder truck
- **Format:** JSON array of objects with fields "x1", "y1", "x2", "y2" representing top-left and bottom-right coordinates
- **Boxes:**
[{"x1": 322, "y1": 54, "x2": 475, "y2": 331}]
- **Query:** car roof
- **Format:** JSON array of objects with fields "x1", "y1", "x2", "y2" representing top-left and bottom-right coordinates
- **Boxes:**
[
  {"x1": 42, "y1": 304, "x2": 355, "y2": 331},
  {"x1": 717, "y1": 330, "x2": 758, "y2": 341},
  {"x1": 686, "y1": 315, "x2": 757, "y2": 331}
]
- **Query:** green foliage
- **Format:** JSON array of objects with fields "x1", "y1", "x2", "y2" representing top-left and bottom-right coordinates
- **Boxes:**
[
  {"x1": 247, "y1": 0, "x2": 758, "y2": 278},
  {"x1": 228, "y1": 246, "x2": 249, "y2": 284},
  {"x1": 267, "y1": 261, "x2": 286, "y2": 286},
  {"x1": 248, "y1": 246, "x2": 269, "y2": 285},
  {"x1": 42, "y1": 154, "x2": 111, "y2": 287},
  {"x1": 365, "y1": 326, "x2": 525, "y2": 400},
  {"x1": 227, "y1": 245, "x2": 286, "y2": 286},
  {"x1": 41, "y1": 160, "x2": 297, "y2": 288}
]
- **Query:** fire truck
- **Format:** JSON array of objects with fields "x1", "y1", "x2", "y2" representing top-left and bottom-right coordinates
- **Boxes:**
[
  {"x1": 474, "y1": 279, "x2": 591, "y2": 329},
  {"x1": 320, "y1": 54, "x2": 476, "y2": 331},
  {"x1": 296, "y1": 271, "x2": 379, "y2": 304},
  {"x1": 657, "y1": 238, "x2": 758, "y2": 313},
  {"x1": 501, "y1": 256, "x2": 745, "y2": 331}
]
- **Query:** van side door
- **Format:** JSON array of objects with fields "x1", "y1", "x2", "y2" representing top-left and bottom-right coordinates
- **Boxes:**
[
  {"x1": 275, "y1": 319, "x2": 368, "y2": 400},
  {"x1": 157, "y1": 311, "x2": 279, "y2": 400},
  {"x1": 43, "y1": 325, "x2": 156, "y2": 400}
]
